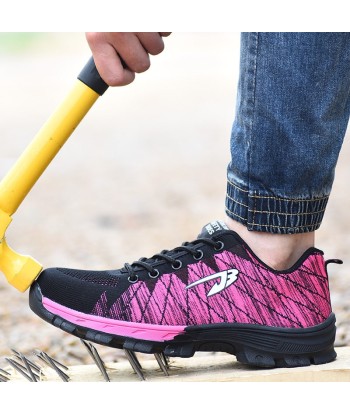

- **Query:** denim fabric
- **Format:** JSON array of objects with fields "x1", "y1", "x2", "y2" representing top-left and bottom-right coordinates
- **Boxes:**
[{"x1": 226, "y1": 32, "x2": 350, "y2": 234}]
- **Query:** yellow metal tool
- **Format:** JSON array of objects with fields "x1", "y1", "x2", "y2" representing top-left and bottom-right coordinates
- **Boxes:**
[{"x1": 0, "y1": 57, "x2": 108, "y2": 292}]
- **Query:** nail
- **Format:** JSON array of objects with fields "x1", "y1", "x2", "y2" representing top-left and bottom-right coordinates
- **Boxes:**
[
  {"x1": 124, "y1": 350, "x2": 145, "y2": 381},
  {"x1": 5, "y1": 358, "x2": 35, "y2": 382},
  {"x1": 34, "y1": 351, "x2": 69, "y2": 382},
  {"x1": 154, "y1": 353, "x2": 169, "y2": 376},
  {"x1": 80, "y1": 340, "x2": 110, "y2": 382}
]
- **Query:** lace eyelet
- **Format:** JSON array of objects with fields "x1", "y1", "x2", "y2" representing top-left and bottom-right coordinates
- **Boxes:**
[
  {"x1": 128, "y1": 275, "x2": 139, "y2": 284},
  {"x1": 214, "y1": 241, "x2": 225, "y2": 251},
  {"x1": 148, "y1": 269, "x2": 160, "y2": 279},
  {"x1": 193, "y1": 250, "x2": 204, "y2": 260},
  {"x1": 171, "y1": 260, "x2": 182, "y2": 270}
]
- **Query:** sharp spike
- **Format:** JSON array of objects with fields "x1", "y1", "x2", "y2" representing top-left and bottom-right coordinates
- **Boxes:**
[
  {"x1": 34, "y1": 351, "x2": 69, "y2": 382},
  {"x1": 126, "y1": 349, "x2": 143, "y2": 370},
  {"x1": 12, "y1": 351, "x2": 41, "y2": 376},
  {"x1": 80, "y1": 340, "x2": 110, "y2": 382},
  {"x1": 123, "y1": 350, "x2": 145, "y2": 381},
  {"x1": 5, "y1": 358, "x2": 34, "y2": 382},
  {"x1": 0, "y1": 367, "x2": 10, "y2": 376},
  {"x1": 17, "y1": 352, "x2": 39, "y2": 382},
  {"x1": 154, "y1": 353, "x2": 169, "y2": 376},
  {"x1": 33, "y1": 349, "x2": 68, "y2": 371},
  {"x1": 0, "y1": 368, "x2": 10, "y2": 382},
  {"x1": 160, "y1": 352, "x2": 170, "y2": 368}
]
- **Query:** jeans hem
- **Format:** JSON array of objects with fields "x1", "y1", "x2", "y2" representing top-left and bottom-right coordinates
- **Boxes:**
[{"x1": 225, "y1": 179, "x2": 329, "y2": 234}]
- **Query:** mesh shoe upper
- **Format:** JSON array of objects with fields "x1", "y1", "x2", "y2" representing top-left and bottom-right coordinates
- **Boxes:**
[{"x1": 36, "y1": 220, "x2": 332, "y2": 329}]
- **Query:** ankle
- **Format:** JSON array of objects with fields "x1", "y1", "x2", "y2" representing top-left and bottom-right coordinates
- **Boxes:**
[{"x1": 225, "y1": 217, "x2": 315, "y2": 270}]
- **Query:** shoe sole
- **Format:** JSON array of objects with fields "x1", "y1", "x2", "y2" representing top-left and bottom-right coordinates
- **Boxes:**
[{"x1": 29, "y1": 282, "x2": 337, "y2": 369}]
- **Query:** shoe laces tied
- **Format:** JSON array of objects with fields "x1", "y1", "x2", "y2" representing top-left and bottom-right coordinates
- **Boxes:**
[{"x1": 125, "y1": 237, "x2": 224, "y2": 283}]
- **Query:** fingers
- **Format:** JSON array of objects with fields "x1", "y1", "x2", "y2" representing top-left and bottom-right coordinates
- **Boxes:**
[
  {"x1": 86, "y1": 33, "x2": 135, "y2": 86},
  {"x1": 86, "y1": 32, "x2": 171, "y2": 87},
  {"x1": 136, "y1": 32, "x2": 166, "y2": 56},
  {"x1": 85, "y1": 35, "x2": 133, "y2": 86}
]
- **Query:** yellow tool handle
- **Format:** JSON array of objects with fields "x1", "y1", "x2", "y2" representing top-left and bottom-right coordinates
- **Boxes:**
[
  {"x1": 0, "y1": 57, "x2": 108, "y2": 218},
  {"x1": 0, "y1": 57, "x2": 108, "y2": 292}
]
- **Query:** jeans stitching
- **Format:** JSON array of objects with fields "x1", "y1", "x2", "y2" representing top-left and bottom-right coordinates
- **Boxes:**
[
  {"x1": 225, "y1": 208, "x2": 246, "y2": 222},
  {"x1": 226, "y1": 181, "x2": 327, "y2": 230},
  {"x1": 227, "y1": 179, "x2": 248, "y2": 193},
  {"x1": 225, "y1": 193, "x2": 249, "y2": 208},
  {"x1": 248, "y1": 208, "x2": 326, "y2": 216},
  {"x1": 227, "y1": 178, "x2": 329, "y2": 203},
  {"x1": 252, "y1": 191, "x2": 257, "y2": 227},
  {"x1": 250, "y1": 194, "x2": 329, "y2": 202},
  {"x1": 226, "y1": 182, "x2": 328, "y2": 215},
  {"x1": 246, "y1": 222, "x2": 322, "y2": 229},
  {"x1": 247, "y1": 32, "x2": 259, "y2": 219}
]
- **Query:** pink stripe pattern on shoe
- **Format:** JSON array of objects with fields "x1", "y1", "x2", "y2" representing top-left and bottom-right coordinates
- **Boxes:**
[{"x1": 91, "y1": 249, "x2": 331, "y2": 329}]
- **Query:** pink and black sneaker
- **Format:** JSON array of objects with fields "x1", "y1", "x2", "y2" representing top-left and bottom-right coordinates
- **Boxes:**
[{"x1": 29, "y1": 220, "x2": 339, "y2": 368}]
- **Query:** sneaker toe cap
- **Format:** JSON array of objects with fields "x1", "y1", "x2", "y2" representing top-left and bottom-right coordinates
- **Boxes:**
[{"x1": 32, "y1": 267, "x2": 109, "y2": 313}]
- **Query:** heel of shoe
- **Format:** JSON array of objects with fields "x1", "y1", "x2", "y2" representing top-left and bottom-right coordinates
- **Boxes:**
[
  {"x1": 236, "y1": 346, "x2": 337, "y2": 368},
  {"x1": 170, "y1": 313, "x2": 337, "y2": 368}
]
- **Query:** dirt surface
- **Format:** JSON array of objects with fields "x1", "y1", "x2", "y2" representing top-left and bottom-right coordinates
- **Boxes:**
[{"x1": 0, "y1": 33, "x2": 349, "y2": 367}]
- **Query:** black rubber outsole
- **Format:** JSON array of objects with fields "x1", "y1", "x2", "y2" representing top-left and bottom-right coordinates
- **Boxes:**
[{"x1": 29, "y1": 282, "x2": 337, "y2": 369}]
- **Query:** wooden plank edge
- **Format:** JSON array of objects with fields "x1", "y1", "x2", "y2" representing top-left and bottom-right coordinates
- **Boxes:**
[{"x1": 4, "y1": 346, "x2": 350, "y2": 382}]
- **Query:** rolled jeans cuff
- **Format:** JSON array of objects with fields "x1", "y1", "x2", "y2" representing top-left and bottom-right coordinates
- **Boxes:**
[{"x1": 225, "y1": 179, "x2": 329, "y2": 234}]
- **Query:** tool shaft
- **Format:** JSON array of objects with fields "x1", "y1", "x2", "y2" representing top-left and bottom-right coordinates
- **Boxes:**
[
  {"x1": 0, "y1": 56, "x2": 108, "y2": 292},
  {"x1": 0, "y1": 80, "x2": 99, "y2": 216}
]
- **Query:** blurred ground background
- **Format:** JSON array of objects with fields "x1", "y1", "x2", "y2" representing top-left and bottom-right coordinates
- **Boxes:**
[{"x1": 0, "y1": 33, "x2": 349, "y2": 367}]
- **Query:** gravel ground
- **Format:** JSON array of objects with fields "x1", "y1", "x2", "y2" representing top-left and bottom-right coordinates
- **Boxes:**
[{"x1": 0, "y1": 33, "x2": 349, "y2": 368}]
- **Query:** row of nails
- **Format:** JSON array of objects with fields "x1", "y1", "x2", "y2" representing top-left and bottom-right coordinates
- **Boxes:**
[
  {"x1": 0, "y1": 341, "x2": 171, "y2": 382},
  {"x1": 81, "y1": 340, "x2": 170, "y2": 381},
  {"x1": 0, "y1": 349, "x2": 69, "y2": 382}
]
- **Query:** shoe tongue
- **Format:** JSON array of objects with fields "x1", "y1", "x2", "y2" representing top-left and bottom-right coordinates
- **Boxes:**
[{"x1": 198, "y1": 220, "x2": 230, "y2": 239}]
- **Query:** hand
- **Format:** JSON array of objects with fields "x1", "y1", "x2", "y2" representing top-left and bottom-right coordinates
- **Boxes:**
[{"x1": 86, "y1": 32, "x2": 171, "y2": 86}]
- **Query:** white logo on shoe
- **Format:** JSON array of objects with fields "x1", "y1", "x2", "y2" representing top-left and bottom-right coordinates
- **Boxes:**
[{"x1": 186, "y1": 268, "x2": 239, "y2": 297}]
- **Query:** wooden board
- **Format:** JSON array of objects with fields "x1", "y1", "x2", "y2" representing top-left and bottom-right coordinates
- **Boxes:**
[{"x1": 4, "y1": 346, "x2": 350, "y2": 382}]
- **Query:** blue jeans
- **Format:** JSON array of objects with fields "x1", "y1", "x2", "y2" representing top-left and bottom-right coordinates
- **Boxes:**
[{"x1": 226, "y1": 32, "x2": 350, "y2": 234}]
